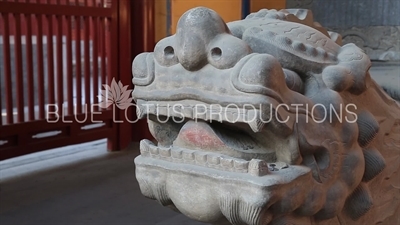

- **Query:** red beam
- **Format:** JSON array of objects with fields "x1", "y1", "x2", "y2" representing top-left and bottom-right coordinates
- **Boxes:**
[{"x1": 0, "y1": 2, "x2": 112, "y2": 17}]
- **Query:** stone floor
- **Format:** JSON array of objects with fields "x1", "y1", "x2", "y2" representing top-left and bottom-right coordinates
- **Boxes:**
[
  {"x1": 0, "y1": 65, "x2": 398, "y2": 225},
  {"x1": 0, "y1": 140, "x2": 207, "y2": 225}
]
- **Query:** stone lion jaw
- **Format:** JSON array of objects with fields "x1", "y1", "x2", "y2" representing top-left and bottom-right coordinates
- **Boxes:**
[
  {"x1": 140, "y1": 139, "x2": 279, "y2": 176},
  {"x1": 138, "y1": 100, "x2": 301, "y2": 164}
]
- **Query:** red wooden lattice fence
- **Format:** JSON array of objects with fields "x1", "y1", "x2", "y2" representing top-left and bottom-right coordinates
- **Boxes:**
[{"x1": 0, "y1": 0, "x2": 154, "y2": 160}]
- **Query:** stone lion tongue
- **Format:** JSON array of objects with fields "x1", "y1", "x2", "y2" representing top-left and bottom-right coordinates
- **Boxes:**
[{"x1": 173, "y1": 121, "x2": 226, "y2": 151}]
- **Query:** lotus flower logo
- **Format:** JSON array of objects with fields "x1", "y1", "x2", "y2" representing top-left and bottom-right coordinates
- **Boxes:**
[{"x1": 99, "y1": 78, "x2": 133, "y2": 110}]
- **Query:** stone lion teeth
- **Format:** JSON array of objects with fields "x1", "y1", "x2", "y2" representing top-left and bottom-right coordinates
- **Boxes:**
[
  {"x1": 207, "y1": 154, "x2": 220, "y2": 165},
  {"x1": 157, "y1": 105, "x2": 168, "y2": 116},
  {"x1": 194, "y1": 105, "x2": 207, "y2": 120},
  {"x1": 268, "y1": 162, "x2": 289, "y2": 171},
  {"x1": 149, "y1": 145, "x2": 159, "y2": 156},
  {"x1": 249, "y1": 118, "x2": 265, "y2": 133},
  {"x1": 172, "y1": 104, "x2": 182, "y2": 113},
  {"x1": 171, "y1": 149, "x2": 183, "y2": 159},
  {"x1": 139, "y1": 146, "x2": 149, "y2": 154},
  {"x1": 274, "y1": 162, "x2": 289, "y2": 169},
  {"x1": 234, "y1": 159, "x2": 249, "y2": 171},
  {"x1": 204, "y1": 108, "x2": 211, "y2": 121},
  {"x1": 210, "y1": 105, "x2": 223, "y2": 122},
  {"x1": 139, "y1": 140, "x2": 151, "y2": 156},
  {"x1": 248, "y1": 159, "x2": 269, "y2": 176},
  {"x1": 220, "y1": 157, "x2": 234, "y2": 168},
  {"x1": 221, "y1": 108, "x2": 232, "y2": 122},
  {"x1": 182, "y1": 151, "x2": 195, "y2": 161},
  {"x1": 144, "y1": 103, "x2": 156, "y2": 115},
  {"x1": 170, "y1": 105, "x2": 184, "y2": 119},
  {"x1": 223, "y1": 107, "x2": 245, "y2": 123},
  {"x1": 183, "y1": 107, "x2": 193, "y2": 119},
  {"x1": 136, "y1": 105, "x2": 145, "y2": 119},
  {"x1": 194, "y1": 151, "x2": 208, "y2": 164},
  {"x1": 159, "y1": 146, "x2": 171, "y2": 157}
]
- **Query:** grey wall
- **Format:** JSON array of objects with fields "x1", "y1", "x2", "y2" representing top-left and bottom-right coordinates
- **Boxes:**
[
  {"x1": 286, "y1": 0, "x2": 400, "y2": 61},
  {"x1": 287, "y1": 0, "x2": 400, "y2": 28}
]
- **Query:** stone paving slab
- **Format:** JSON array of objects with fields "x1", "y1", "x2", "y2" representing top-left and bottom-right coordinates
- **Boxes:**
[{"x1": 0, "y1": 141, "x2": 204, "y2": 225}]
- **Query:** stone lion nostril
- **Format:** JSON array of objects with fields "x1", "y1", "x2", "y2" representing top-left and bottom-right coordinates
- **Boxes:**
[
  {"x1": 211, "y1": 47, "x2": 222, "y2": 60},
  {"x1": 164, "y1": 46, "x2": 175, "y2": 59}
]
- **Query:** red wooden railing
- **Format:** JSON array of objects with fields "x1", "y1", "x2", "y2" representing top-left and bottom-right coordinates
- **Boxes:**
[{"x1": 0, "y1": 0, "x2": 154, "y2": 160}]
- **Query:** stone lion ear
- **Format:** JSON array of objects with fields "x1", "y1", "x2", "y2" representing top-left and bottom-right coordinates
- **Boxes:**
[
  {"x1": 207, "y1": 34, "x2": 252, "y2": 70},
  {"x1": 283, "y1": 69, "x2": 303, "y2": 93},
  {"x1": 335, "y1": 43, "x2": 371, "y2": 95},
  {"x1": 226, "y1": 23, "x2": 246, "y2": 39},
  {"x1": 236, "y1": 54, "x2": 287, "y2": 91},
  {"x1": 322, "y1": 65, "x2": 353, "y2": 92}
]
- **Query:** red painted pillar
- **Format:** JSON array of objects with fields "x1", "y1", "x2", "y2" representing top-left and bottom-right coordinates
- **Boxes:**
[
  {"x1": 131, "y1": 0, "x2": 155, "y2": 142},
  {"x1": 109, "y1": 0, "x2": 154, "y2": 151}
]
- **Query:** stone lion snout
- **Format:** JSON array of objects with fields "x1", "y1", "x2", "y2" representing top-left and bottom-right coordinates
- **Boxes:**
[
  {"x1": 174, "y1": 7, "x2": 230, "y2": 71},
  {"x1": 152, "y1": 7, "x2": 252, "y2": 71}
]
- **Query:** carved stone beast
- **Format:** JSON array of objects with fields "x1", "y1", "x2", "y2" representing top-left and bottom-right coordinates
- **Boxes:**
[{"x1": 132, "y1": 7, "x2": 400, "y2": 225}]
